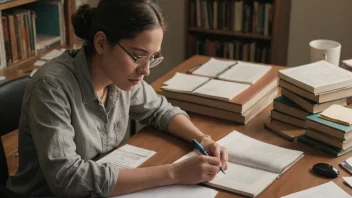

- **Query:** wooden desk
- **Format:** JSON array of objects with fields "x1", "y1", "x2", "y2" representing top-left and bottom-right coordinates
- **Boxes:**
[{"x1": 121, "y1": 56, "x2": 352, "y2": 197}]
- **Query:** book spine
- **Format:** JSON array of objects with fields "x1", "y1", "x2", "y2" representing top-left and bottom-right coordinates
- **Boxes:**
[
  {"x1": 7, "y1": 14, "x2": 18, "y2": 63},
  {"x1": 216, "y1": 62, "x2": 238, "y2": 77},
  {"x1": 2, "y1": 16, "x2": 11, "y2": 65}
]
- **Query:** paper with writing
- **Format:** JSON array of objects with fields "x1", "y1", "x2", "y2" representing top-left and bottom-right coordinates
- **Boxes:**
[{"x1": 97, "y1": 144, "x2": 156, "y2": 169}]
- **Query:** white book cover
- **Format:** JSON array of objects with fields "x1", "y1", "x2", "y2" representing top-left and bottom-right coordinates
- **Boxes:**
[{"x1": 279, "y1": 60, "x2": 352, "y2": 93}]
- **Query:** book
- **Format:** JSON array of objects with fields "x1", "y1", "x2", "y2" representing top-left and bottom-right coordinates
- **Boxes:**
[
  {"x1": 306, "y1": 113, "x2": 352, "y2": 140},
  {"x1": 191, "y1": 58, "x2": 271, "y2": 85},
  {"x1": 162, "y1": 72, "x2": 250, "y2": 101},
  {"x1": 281, "y1": 88, "x2": 347, "y2": 113},
  {"x1": 319, "y1": 104, "x2": 352, "y2": 126},
  {"x1": 161, "y1": 64, "x2": 278, "y2": 113},
  {"x1": 175, "y1": 131, "x2": 304, "y2": 198},
  {"x1": 298, "y1": 135, "x2": 352, "y2": 156},
  {"x1": 305, "y1": 128, "x2": 352, "y2": 149},
  {"x1": 168, "y1": 87, "x2": 278, "y2": 124},
  {"x1": 264, "y1": 120, "x2": 306, "y2": 142},
  {"x1": 279, "y1": 79, "x2": 352, "y2": 103},
  {"x1": 281, "y1": 181, "x2": 350, "y2": 198},
  {"x1": 340, "y1": 156, "x2": 352, "y2": 174},
  {"x1": 278, "y1": 60, "x2": 352, "y2": 94},
  {"x1": 273, "y1": 96, "x2": 310, "y2": 120},
  {"x1": 270, "y1": 109, "x2": 306, "y2": 128}
]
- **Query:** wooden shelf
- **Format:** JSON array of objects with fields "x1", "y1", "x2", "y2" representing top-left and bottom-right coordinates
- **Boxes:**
[
  {"x1": 0, "y1": 0, "x2": 38, "y2": 10},
  {"x1": 189, "y1": 27, "x2": 271, "y2": 40}
]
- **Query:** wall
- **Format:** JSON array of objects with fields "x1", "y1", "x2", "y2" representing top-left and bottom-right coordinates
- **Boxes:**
[
  {"x1": 145, "y1": 0, "x2": 186, "y2": 83},
  {"x1": 287, "y1": 0, "x2": 352, "y2": 66}
]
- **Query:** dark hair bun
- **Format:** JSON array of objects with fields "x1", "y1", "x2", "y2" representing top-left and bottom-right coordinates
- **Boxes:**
[{"x1": 71, "y1": 4, "x2": 95, "y2": 40}]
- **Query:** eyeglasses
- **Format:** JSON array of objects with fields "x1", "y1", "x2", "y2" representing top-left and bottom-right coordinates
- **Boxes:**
[{"x1": 117, "y1": 42, "x2": 164, "y2": 68}]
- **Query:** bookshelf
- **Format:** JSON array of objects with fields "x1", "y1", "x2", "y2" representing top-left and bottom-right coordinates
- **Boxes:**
[
  {"x1": 0, "y1": 0, "x2": 77, "y2": 72},
  {"x1": 186, "y1": 0, "x2": 291, "y2": 65}
]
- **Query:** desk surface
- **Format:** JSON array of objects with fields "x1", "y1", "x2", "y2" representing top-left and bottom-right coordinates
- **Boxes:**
[{"x1": 123, "y1": 55, "x2": 352, "y2": 197}]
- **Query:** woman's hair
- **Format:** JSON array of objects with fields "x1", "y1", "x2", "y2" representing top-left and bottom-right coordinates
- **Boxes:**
[{"x1": 71, "y1": 0, "x2": 166, "y2": 56}]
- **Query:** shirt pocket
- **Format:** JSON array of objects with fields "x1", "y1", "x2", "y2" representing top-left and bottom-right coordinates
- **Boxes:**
[{"x1": 113, "y1": 116, "x2": 129, "y2": 146}]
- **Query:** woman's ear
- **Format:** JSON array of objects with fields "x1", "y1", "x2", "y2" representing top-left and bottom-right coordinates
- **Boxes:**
[{"x1": 94, "y1": 31, "x2": 107, "y2": 55}]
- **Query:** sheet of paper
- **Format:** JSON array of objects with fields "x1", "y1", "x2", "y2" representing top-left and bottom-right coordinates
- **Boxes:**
[
  {"x1": 192, "y1": 58, "x2": 237, "y2": 78},
  {"x1": 41, "y1": 49, "x2": 65, "y2": 61},
  {"x1": 219, "y1": 61, "x2": 271, "y2": 84},
  {"x1": 97, "y1": 144, "x2": 156, "y2": 168},
  {"x1": 281, "y1": 181, "x2": 351, "y2": 198},
  {"x1": 112, "y1": 184, "x2": 218, "y2": 198},
  {"x1": 34, "y1": 60, "x2": 46, "y2": 67},
  {"x1": 319, "y1": 104, "x2": 352, "y2": 126},
  {"x1": 343, "y1": 177, "x2": 352, "y2": 188},
  {"x1": 162, "y1": 72, "x2": 209, "y2": 92},
  {"x1": 194, "y1": 79, "x2": 250, "y2": 101}
]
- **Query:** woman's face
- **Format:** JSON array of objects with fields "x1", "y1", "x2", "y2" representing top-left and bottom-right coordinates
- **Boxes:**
[{"x1": 98, "y1": 27, "x2": 164, "y2": 91}]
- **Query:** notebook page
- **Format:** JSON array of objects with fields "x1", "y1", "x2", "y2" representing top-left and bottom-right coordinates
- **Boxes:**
[
  {"x1": 97, "y1": 144, "x2": 156, "y2": 169},
  {"x1": 113, "y1": 184, "x2": 218, "y2": 198},
  {"x1": 217, "y1": 131, "x2": 303, "y2": 174},
  {"x1": 281, "y1": 181, "x2": 350, "y2": 198},
  {"x1": 193, "y1": 79, "x2": 250, "y2": 101},
  {"x1": 174, "y1": 152, "x2": 278, "y2": 197},
  {"x1": 219, "y1": 62, "x2": 271, "y2": 84},
  {"x1": 279, "y1": 60, "x2": 352, "y2": 92},
  {"x1": 192, "y1": 58, "x2": 237, "y2": 78},
  {"x1": 162, "y1": 72, "x2": 210, "y2": 93}
]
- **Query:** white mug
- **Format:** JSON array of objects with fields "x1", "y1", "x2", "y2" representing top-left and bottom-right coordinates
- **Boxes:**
[{"x1": 309, "y1": 39, "x2": 341, "y2": 66}]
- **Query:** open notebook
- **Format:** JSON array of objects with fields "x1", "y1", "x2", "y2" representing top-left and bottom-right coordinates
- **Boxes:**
[
  {"x1": 175, "y1": 131, "x2": 304, "y2": 197},
  {"x1": 191, "y1": 58, "x2": 272, "y2": 85},
  {"x1": 162, "y1": 72, "x2": 250, "y2": 101}
]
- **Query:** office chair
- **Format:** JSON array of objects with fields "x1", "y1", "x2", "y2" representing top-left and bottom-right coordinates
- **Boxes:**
[{"x1": 0, "y1": 76, "x2": 30, "y2": 198}]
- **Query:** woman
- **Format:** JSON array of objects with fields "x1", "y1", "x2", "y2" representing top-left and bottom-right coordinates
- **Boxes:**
[{"x1": 7, "y1": 0, "x2": 228, "y2": 197}]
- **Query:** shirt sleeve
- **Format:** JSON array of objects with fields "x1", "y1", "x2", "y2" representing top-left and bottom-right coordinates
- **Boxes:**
[
  {"x1": 129, "y1": 80, "x2": 189, "y2": 131},
  {"x1": 27, "y1": 78, "x2": 118, "y2": 197}
]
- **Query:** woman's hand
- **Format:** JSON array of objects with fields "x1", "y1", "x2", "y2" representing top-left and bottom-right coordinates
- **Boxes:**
[
  {"x1": 200, "y1": 136, "x2": 228, "y2": 171},
  {"x1": 172, "y1": 155, "x2": 221, "y2": 184}
]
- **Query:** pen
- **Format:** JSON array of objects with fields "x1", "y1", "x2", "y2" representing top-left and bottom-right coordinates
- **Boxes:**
[{"x1": 192, "y1": 139, "x2": 226, "y2": 174}]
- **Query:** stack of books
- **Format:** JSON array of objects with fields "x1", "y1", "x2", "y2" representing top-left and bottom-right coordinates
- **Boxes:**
[
  {"x1": 271, "y1": 60, "x2": 352, "y2": 127},
  {"x1": 299, "y1": 105, "x2": 352, "y2": 156},
  {"x1": 158, "y1": 57, "x2": 280, "y2": 124}
]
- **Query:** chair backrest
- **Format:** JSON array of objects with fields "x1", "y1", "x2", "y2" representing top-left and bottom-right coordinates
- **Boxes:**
[{"x1": 0, "y1": 76, "x2": 30, "y2": 187}]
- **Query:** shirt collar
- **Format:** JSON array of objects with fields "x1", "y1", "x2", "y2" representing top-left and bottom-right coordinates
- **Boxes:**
[{"x1": 73, "y1": 49, "x2": 121, "y2": 105}]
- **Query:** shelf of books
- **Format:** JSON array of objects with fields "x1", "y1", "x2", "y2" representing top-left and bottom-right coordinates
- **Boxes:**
[
  {"x1": 186, "y1": 0, "x2": 291, "y2": 65},
  {"x1": 0, "y1": 0, "x2": 66, "y2": 70}
]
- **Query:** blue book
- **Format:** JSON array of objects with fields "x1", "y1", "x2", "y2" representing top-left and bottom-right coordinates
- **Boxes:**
[
  {"x1": 298, "y1": 135, "x2": 352, "y2": 157},
  {"x1": 306, "y1": 113, "x2": 352, "y2": 140}
]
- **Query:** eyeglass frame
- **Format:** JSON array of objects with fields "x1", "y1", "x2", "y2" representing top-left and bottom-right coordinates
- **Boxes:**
[{"x1": 116, "y1": 42, "x2": 164, "y2": 68}]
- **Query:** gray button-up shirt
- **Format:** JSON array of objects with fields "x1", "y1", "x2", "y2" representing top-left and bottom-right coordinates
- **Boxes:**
[{"x1": 7, "y1": 49, "x2": 187, "y2": 197}]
